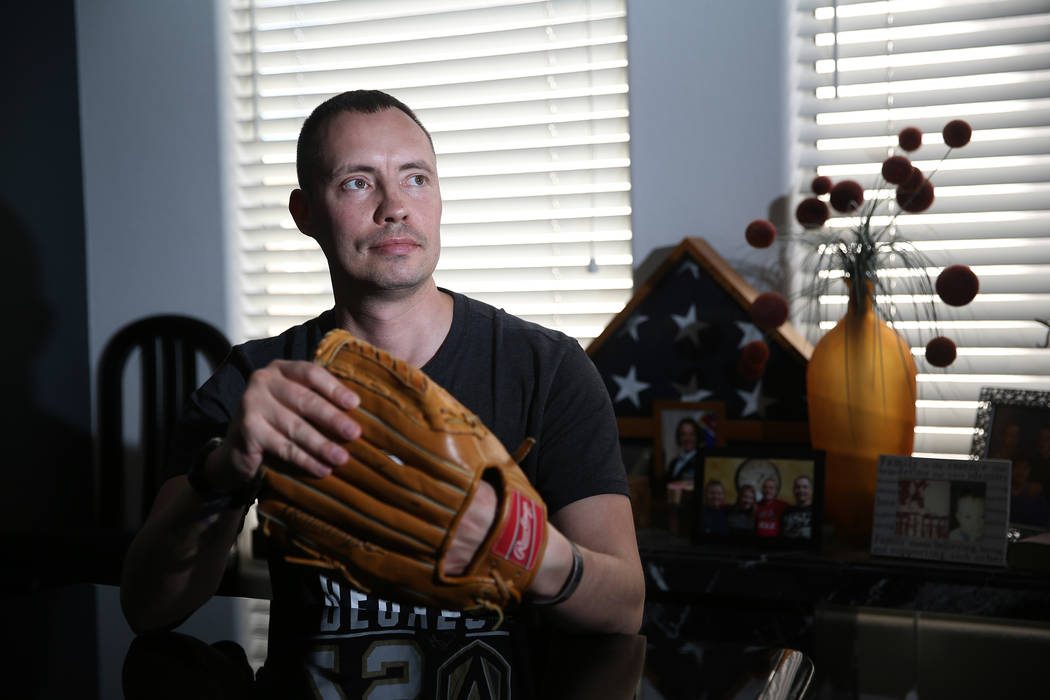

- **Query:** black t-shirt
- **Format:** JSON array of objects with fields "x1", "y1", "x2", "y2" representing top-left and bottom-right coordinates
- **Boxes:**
[
  {"x1": 780, "y1": 505, "x2": 813, "y2": 539},
  {"x1": 168, "y1": 290, "x2": 628, "y2": 699}
]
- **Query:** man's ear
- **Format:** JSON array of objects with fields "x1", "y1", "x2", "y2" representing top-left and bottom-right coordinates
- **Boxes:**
[{"x1": 289, "y1": 188, "x2": 314, "y2": 238}]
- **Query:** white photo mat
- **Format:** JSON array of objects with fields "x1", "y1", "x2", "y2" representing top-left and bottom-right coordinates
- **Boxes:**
[{"x1": 872, "y1": 455, "x2": 1010, "y2": 566}]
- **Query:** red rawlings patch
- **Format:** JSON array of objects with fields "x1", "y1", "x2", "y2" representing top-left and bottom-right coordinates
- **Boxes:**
[{"x1": 491, "y1": 490, "x2": 543, "y2": 570}]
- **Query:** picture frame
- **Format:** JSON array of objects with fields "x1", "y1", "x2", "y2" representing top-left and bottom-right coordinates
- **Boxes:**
[
  {"x1": 970, "y1": 387, "x2": 1050, "y2": 460},
  {"x1": 653, "y1": 401, "x2": 726, "y2": 485},
  {"x1": 689, "y1": 444, "x2": 824, "y2": 550},
  {"x1": 871, "y1": 455, "x2": 1011, "y2": 566},
  {"x1": 970, "y1": 387, "x2": 1050, "y2": 531}
]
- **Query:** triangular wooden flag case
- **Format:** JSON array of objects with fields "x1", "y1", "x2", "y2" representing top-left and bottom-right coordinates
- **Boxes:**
[{"x1": 587, "y1": 237, "x2": 813, "y2": 446}]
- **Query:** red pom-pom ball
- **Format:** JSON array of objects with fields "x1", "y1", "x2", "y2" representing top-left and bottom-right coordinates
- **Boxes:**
[
  {"x1": 899, "y1": 126, "x2": 923, "y2": 152},
  {"x1": 829, "y1": 180, "x2": 865, "y2": 213},
  {"x1": 745, "y1": 219, "x2": 777, "y2": 248},
  {"x1": 881, "y1": 155, "x2": 912, "y2": 184},
  {"x1": 942, "y1": 120, "x2": 972, "y2": 148},
  {"x1": 738, "y1": 356, "x2": 767, "y2": 382},
  {"x1": 925, "y1": 336, "x2": 957, "y2": 368},
  {"x1": 936, "y1": 265, "x2": 979, "y2": 306},
  {"x1": 737, "y1": 341, "x2": 770, "y2": 381},
  {"x1": 898, "y1": 166, "x2": 925, "y2": 192},
  {"x1": 750, "y1": 292, "x2": 789, "y2": 331},
  {"x1": 812, "y1": 176, "x2": 832, "y2": 195},
  {"x1": 897, "y1": 179, "x2": 934, "y2": 212},
  {"x1": 741, "y1": 340, "x2": 771, "y2": 366},
  {"x1": 795, "y1": 197, "x2": 829, "y2": 229}
]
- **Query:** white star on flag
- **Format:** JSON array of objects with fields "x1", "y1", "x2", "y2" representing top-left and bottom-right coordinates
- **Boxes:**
[
  {"x1": 737, "y1": 380, "x2": 776, "y2": 418},
  {"x1": 672, "y1": 304, "x2": 707, "y2": 345},
  {"x1": 673, "y1": 375, "x2": 713, "y2": 402},
  {"x1": 735, "y1": 321, "x2": 764, "y2": 348},
  {"x1": 621, "y1": 314, "x2": 649, "y2": 342},
  {"x1": 611, "y1": 366, "x2": 651, "y2": 409},
  {"x1": 678, "y1": 261, "x2": 700, "y2": 278}
]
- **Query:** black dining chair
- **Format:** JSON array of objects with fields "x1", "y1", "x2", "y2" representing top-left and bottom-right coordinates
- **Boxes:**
[{"x1": 97, "y1": 314, "x2": 231, "y2": 531}]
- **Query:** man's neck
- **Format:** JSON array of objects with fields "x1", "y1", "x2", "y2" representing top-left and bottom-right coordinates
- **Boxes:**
[{"x1": 333, "y1": 279, "x2": 454, "y2": 367}]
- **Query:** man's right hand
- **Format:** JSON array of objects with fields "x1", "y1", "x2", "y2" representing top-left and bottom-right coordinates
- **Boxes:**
[{"x1": 208, "y1": 359, "x2": 361, "y2": 491}]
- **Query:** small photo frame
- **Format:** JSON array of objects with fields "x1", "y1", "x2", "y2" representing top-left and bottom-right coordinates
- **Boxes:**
[
  {"x1": 971, "y1": 387, "x2": 1050, "y2": 531},
  {"x1": 653, "y1": 401, "x2": 726, "y2": 485},
  {"x1": 971, "y1": 387, "x2": 1050, "y2": 461},
  {"x1": 690, "y1": 444, "x2": 824, "y2": 550},
  {"x1": 872, "y1": 455, "x2": 1011, "y2": 566}
]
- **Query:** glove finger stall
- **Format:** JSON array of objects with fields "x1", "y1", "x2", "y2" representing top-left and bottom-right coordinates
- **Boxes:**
[{"x1": 261, "y1": 468, "x2": 444, "y2": 555}]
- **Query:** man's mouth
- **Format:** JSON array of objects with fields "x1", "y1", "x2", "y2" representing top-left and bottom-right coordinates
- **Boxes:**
[
  {"x1": 372, "y1": 238, "x2": 420, "y2": 255},
  {"x1": 368, "y1": 228, "x2": 423, "y2": 255}
]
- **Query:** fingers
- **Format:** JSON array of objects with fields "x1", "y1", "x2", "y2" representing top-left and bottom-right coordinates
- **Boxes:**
[
  {"x1": 226, "y1": 359, "x2": 362, "y2": 481},
  {"x1": 445, "y1": 481, "x2": 498, "y2": 575}
]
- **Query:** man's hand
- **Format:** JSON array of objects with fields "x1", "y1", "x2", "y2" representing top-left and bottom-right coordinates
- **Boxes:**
[{"x1": 209, "y1": 359, "x2": 363, "y2": 491}]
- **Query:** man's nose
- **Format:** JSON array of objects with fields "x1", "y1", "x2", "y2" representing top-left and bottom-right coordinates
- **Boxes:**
[{"x1": 375, "y1": 183, "x2": 407, "y2": 224}]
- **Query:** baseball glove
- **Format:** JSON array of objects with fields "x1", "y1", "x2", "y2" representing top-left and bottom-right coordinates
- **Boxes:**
[{"x1": 256, "y1": 329, "x2": 548, "y2": 615}]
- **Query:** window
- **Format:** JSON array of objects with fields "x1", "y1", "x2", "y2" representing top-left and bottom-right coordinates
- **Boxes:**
[
  {"x1": 227, "y1": 0, "x2": 633, "y2": 346},
  {"x1": 795, "y1": 0, "x2": 1050, "y2": 458}
]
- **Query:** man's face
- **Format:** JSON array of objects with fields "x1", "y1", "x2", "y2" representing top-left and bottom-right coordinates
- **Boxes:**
[
  {"x1": 738, "y1": 487, "x2": 755, "y2": 509},
  {"x1": 762, "y1": 479, "x2": 777, "y2": 501},
  {"x1": 705, "y1": 483, "x2": 725, "y2": 508},
  {"x1": 793, "y1": 477, "x2": 812, "y2": 507},
  {"x1": 294, "y1": 108, "x2": 442, "y2": 296},
  {"x1": 677, "y1": 423, "x2": 698, "y2": 452}
]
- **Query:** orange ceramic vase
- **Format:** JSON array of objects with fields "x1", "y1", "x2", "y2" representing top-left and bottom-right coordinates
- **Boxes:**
[{"x1": 807, "y1": 282, "x2": 917, "y2": 545}]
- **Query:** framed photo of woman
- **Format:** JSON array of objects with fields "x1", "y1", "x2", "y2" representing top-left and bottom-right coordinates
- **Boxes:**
[{"x1": 653, "y1": 401, "x2": 726, "y2": 485}]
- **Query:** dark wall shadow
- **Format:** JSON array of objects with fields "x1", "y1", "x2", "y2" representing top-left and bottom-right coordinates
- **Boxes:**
[
  {"x1": 1, "y1": 2, "x2": 98, "y2": 696},
  {"x1": 0, "y1": 203, "x2": 93, "y2": 536}
]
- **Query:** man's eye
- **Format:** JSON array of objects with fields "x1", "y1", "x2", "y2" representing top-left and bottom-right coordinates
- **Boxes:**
[
  {"x1": 407, "y1": 174, "x2": 428, "y2": 186},
  {"x1": 343, "y1": 178, "x2": 368, "y2": 190}
]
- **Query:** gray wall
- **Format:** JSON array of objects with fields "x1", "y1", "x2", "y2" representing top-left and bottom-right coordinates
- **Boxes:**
[
  {"x1": 626, "y1": 0, "x2": 796, "y2": 285},
  {"x1": 77, "y1": 0, "x2": 230, "y2": 373}
]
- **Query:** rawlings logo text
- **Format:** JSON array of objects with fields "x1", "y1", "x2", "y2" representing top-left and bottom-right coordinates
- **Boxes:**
[{"x1": 491, "y1": 490, "x2": 543, "y2": 570}]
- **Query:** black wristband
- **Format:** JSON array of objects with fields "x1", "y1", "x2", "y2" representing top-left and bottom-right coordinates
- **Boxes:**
[
  {"x1": 187, "y1": 437, "x2": 258, "y2": 509},
  {"x1": 530, "y1": 541, "x2": 583, "y2": 606}
]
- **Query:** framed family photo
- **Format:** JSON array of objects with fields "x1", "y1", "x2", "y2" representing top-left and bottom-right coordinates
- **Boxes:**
[
  {"x1": 970, "y1": 387, "x2": 1050, "y2": 532},
  {"x1": 690, "y1": 444, "x2": 824, "y2": 550},
  {"x1": 871, "y1": 455, "x2": 1011, "y2": 566}
]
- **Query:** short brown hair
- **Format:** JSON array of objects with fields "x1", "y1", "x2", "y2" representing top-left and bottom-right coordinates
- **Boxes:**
[{"x1": 295, "y1": 90, "x2": 433, "y2": 191}]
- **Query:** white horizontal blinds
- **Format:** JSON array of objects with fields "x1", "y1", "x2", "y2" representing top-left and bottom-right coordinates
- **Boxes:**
[
  {"x1": 796, "y1": 0, "x2": 1050, "y2": 459},
  {"x1": 229, "y1": 0, "x2": 633, "y2": 344}
]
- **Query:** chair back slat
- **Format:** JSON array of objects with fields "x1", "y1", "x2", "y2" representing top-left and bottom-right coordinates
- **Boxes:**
[{"x1": 97, "y1": 315, "x2": 231, "y2": 530}]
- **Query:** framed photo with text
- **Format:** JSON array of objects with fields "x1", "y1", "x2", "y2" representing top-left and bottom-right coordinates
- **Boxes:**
[
  {"x1": 690, "y1": 444, "x2": 824, "y2": 550},
  {"x1": 872, "y1": 455, "x2": 1011, "y2": 566}
]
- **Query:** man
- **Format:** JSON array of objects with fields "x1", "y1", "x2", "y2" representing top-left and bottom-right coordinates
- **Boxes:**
[
  {"x1": 699, "y1": 479, "x2": 729, "y2": 535},
  {"x1": 754, "y1": 476, "x2": 787, "y2": 538},
  {"x1": 780, "y1": 475, "x2": 813, "y2": 539},
  {"x1": 119, "y1": 90, "x2": 644, "y2": 698}
]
